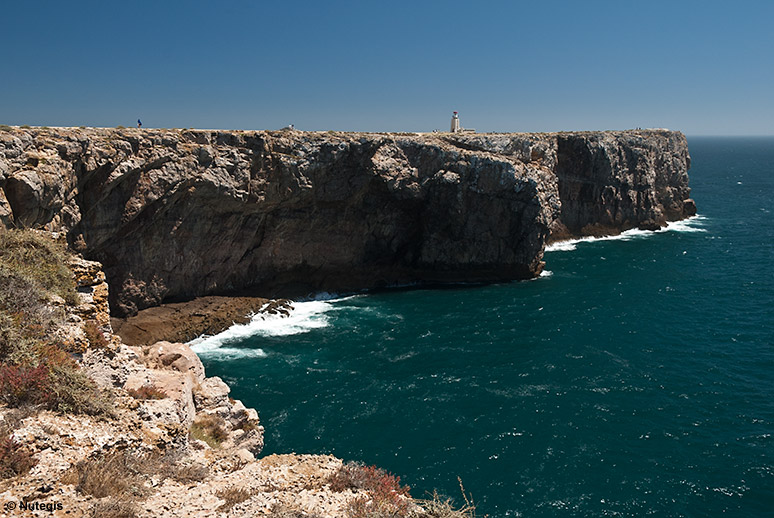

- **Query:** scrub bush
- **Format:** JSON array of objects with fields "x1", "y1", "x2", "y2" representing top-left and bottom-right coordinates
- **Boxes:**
[
  {"x1": 0, "y1": 364, "x2": 51, "y2": 406},
  {"x1": 216, "y1": 487, "x2": 252, "y2": 512},
  {"x1": 83, "y1": 321, "x2": 110, "y2": 349},
  {"x1": 0, "y1": 432, "x2": 37, "y2": 479},
  {"x1": 190, "y1": 414, "x2": 229, "y2": 448},
  {"x1": 0, "y1": 230, "x2": 112, "y2": 416}
]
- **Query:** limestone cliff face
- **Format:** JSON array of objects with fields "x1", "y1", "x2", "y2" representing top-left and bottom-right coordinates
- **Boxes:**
[
  {"x1": 0, "y1": 127, "x2": 694, "y2": 316},
  {"x1": 441, "y1": 131, "x2": 695, "y2": 239}
]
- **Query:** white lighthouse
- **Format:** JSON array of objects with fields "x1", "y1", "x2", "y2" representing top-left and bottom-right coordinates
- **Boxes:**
[{"x1": 450, "y1": 111, "x2": 460, "y2": 133}]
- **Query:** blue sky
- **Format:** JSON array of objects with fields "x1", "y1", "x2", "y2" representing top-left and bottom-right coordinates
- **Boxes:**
[{"x1": 1, "y1": 1, "x2": 772, "y2": 135}]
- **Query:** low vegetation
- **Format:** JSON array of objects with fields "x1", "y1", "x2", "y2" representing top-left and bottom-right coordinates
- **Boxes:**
[
  {"x1": 88, "y1": 498, "x2": 138, "y2": 518},
  {"x1": 216, "y1": 486, "x2": 252, "y2": 512},
  {"x1": 60, "y1": 447, "x2": 209, "y2": 517},
  {"x1": 268, "y1": 504, "x2": 323, "y2": 518},
  {"x1": 126, "y1": 384, "x2": 167, "y2": 400},
  {"x1": 0, "y1": 229, "x2": 111, "y2": 415},
  {"x1": 328, "y1": 462, "x2": 411, "y2": 517},
  {"x1": 189, "y1": 414, "x2": 229, "y2": 448},
  {"x1": 83, "y1": 320, "x2": 110, "y2": 349},
  {"x1": 0, "y1": 431, "x2": 37, "y2": 479},
  {"x1": 62, "y1": 449, "x2": 151, "y2": 518},
  {"x1": 328, "y1": 463, "x2": 477, "y2": 518},
  {"x1": 415, "y1": 483, "x2": 478, "y2": 518},
  {"x1": 63, "y1": 450, "x2": 148, "y2": 499}
]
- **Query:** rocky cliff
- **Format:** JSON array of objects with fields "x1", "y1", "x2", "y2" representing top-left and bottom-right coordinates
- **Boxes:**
[
  {"x1": 0, "y1": 127, "x2": 694, "y2": 317},
  {"x1": 0, "y1": 239, "x2": 428, "y2": 518}
]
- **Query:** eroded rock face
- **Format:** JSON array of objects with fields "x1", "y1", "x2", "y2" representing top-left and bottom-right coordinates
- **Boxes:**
[{"x1": 0, "y1": 127, "x2": 693, "y2": 316}]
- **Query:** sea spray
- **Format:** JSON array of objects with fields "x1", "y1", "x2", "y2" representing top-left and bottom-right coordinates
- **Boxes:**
[
  {"x1": 545, "y1": 215, "x2": 708, "y2": 252},
  {"x1": 189, "y1": 296, "x2": 360, "y2": 359}
]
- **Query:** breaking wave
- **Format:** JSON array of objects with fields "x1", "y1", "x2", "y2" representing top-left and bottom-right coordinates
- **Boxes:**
[
  {"x1": 545, "y1": 215, "x2": 707, "y2": 252},
  {"x1": 189, "y1": 297, "x2": 348, "y2": 359}
]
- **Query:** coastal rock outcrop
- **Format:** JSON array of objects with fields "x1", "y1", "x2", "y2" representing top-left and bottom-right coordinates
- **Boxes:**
[
  {"x1": 0, "y1": 127, "x2": 694, "y2": 317},
  {"x1": 0, "y1": 237, "x2": 444, "y2": 518}
]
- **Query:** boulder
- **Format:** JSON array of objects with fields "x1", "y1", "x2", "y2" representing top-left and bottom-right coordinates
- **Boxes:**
[{"x1": 143, "y1": 341, "x2": 206, "y2": 383}]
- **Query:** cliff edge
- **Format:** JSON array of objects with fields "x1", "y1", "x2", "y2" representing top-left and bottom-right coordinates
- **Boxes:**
[
  {"x1": 0, "y1": 232, "x2": 461, "y2": 517},
  {"x1": 0, "y1": 127, "x2": 694, "y2": 317}
]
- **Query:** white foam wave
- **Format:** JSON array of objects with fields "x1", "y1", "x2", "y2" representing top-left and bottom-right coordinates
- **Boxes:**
[
  {"x1": 545, "y1": 215, "x2": 707, "y2": 252},
  {"x1": 189, "y1": 298, "x2": 341, "y2": 358}
]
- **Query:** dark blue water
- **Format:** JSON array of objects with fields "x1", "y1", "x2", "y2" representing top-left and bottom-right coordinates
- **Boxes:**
[{"x1": 194, "y1": 137, "x2": 774, "y2": 517}]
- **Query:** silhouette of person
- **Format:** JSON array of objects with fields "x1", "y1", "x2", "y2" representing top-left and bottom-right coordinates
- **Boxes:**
[{"x1": 137, "y1": 119, "x2": 142, "y2": 128}]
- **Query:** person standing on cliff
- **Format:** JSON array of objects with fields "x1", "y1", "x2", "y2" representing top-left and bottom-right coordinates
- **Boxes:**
[{"x1": 137, "y1": 119, "x2": 142, "y2": 128}]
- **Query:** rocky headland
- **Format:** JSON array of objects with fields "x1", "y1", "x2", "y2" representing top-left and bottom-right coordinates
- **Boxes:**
[
  {"x1": 0, "y1": 126, "x2": 694, "y2": 320},
  {"x1": 0, "y1": 125, "x2": 694, "y2": 517}
]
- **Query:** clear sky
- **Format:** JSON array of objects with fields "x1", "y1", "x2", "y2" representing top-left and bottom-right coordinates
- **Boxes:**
[{"x1": 1, "y1": 0, "x2": 772, "y2": 135}]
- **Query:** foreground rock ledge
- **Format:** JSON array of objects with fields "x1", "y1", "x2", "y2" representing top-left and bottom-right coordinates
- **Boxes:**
[
  {"x1": 111, "y1": 296, "x2": 292, "y2": 347},
  {"x1": 0, "y1": 127, "x2": 694, "y2": 317},
  {"x1": 0, "y1": 251, "x2": 419, "y2": 518}
]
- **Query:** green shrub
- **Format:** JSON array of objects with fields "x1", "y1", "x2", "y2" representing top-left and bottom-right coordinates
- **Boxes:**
[{"x1": 190, "y1": 414, "x2": 229, "y2": 448}]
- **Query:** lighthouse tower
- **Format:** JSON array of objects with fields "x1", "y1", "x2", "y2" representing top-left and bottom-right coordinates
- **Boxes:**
[{"x1": 450, "y1": 111, "x2": 460, "y2": 133}]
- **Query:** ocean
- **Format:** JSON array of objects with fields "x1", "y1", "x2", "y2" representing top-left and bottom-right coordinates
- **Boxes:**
[{"x1": 191, "y1": 137, "x2": 774, "y2": 517}]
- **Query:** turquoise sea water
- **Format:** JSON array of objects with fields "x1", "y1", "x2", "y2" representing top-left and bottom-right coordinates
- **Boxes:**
[{"x1": 193, "y1": 137, "x2": 774, "y2": 517}]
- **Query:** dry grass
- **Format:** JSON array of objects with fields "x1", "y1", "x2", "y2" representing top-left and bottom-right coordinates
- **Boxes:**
[
  {"x1": 268, "y1": 504, "x2": 324, "y2": 518},
  {"x1": 89, "y1": 498, "x2": 138, "y2": 518},
  {"x1": 0, "y1": 230, "x2": 112, "y2": 416},
  {"x1": 171, "y1": 462, "x2": 209, "y2": 483},
  {"x1": 0, "y1": 230, "x2": 78, "y2": 305},
  {"x1": 83, "y1": 321, "x2": 110, "y2": 349},
  {"x1": 47, "y1": 359, "x2": 114, "y2": 415},
  {"x1": 215, "y1": 486, "x2": 252, "y2": 512},
  {"x1": 150, "y1": 449, "x2": 210, "y2": 483},
  {"x1": 190, "y1": 414, "x2": 229, "y2": 448},
  {"x1": 127, "y1": 384, "x2": 167, "y2": 400},
  {"x1": 414, "y1": 491, "x2": 478, "y2": 518},
  {"x1": 61, "y1": 449, "x2": 149, "y2": 498}
]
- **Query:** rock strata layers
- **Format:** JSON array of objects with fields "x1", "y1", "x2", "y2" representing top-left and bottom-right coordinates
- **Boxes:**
[{"x1": 0, "y1": 127, "x2": 694, "y2": 317}]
